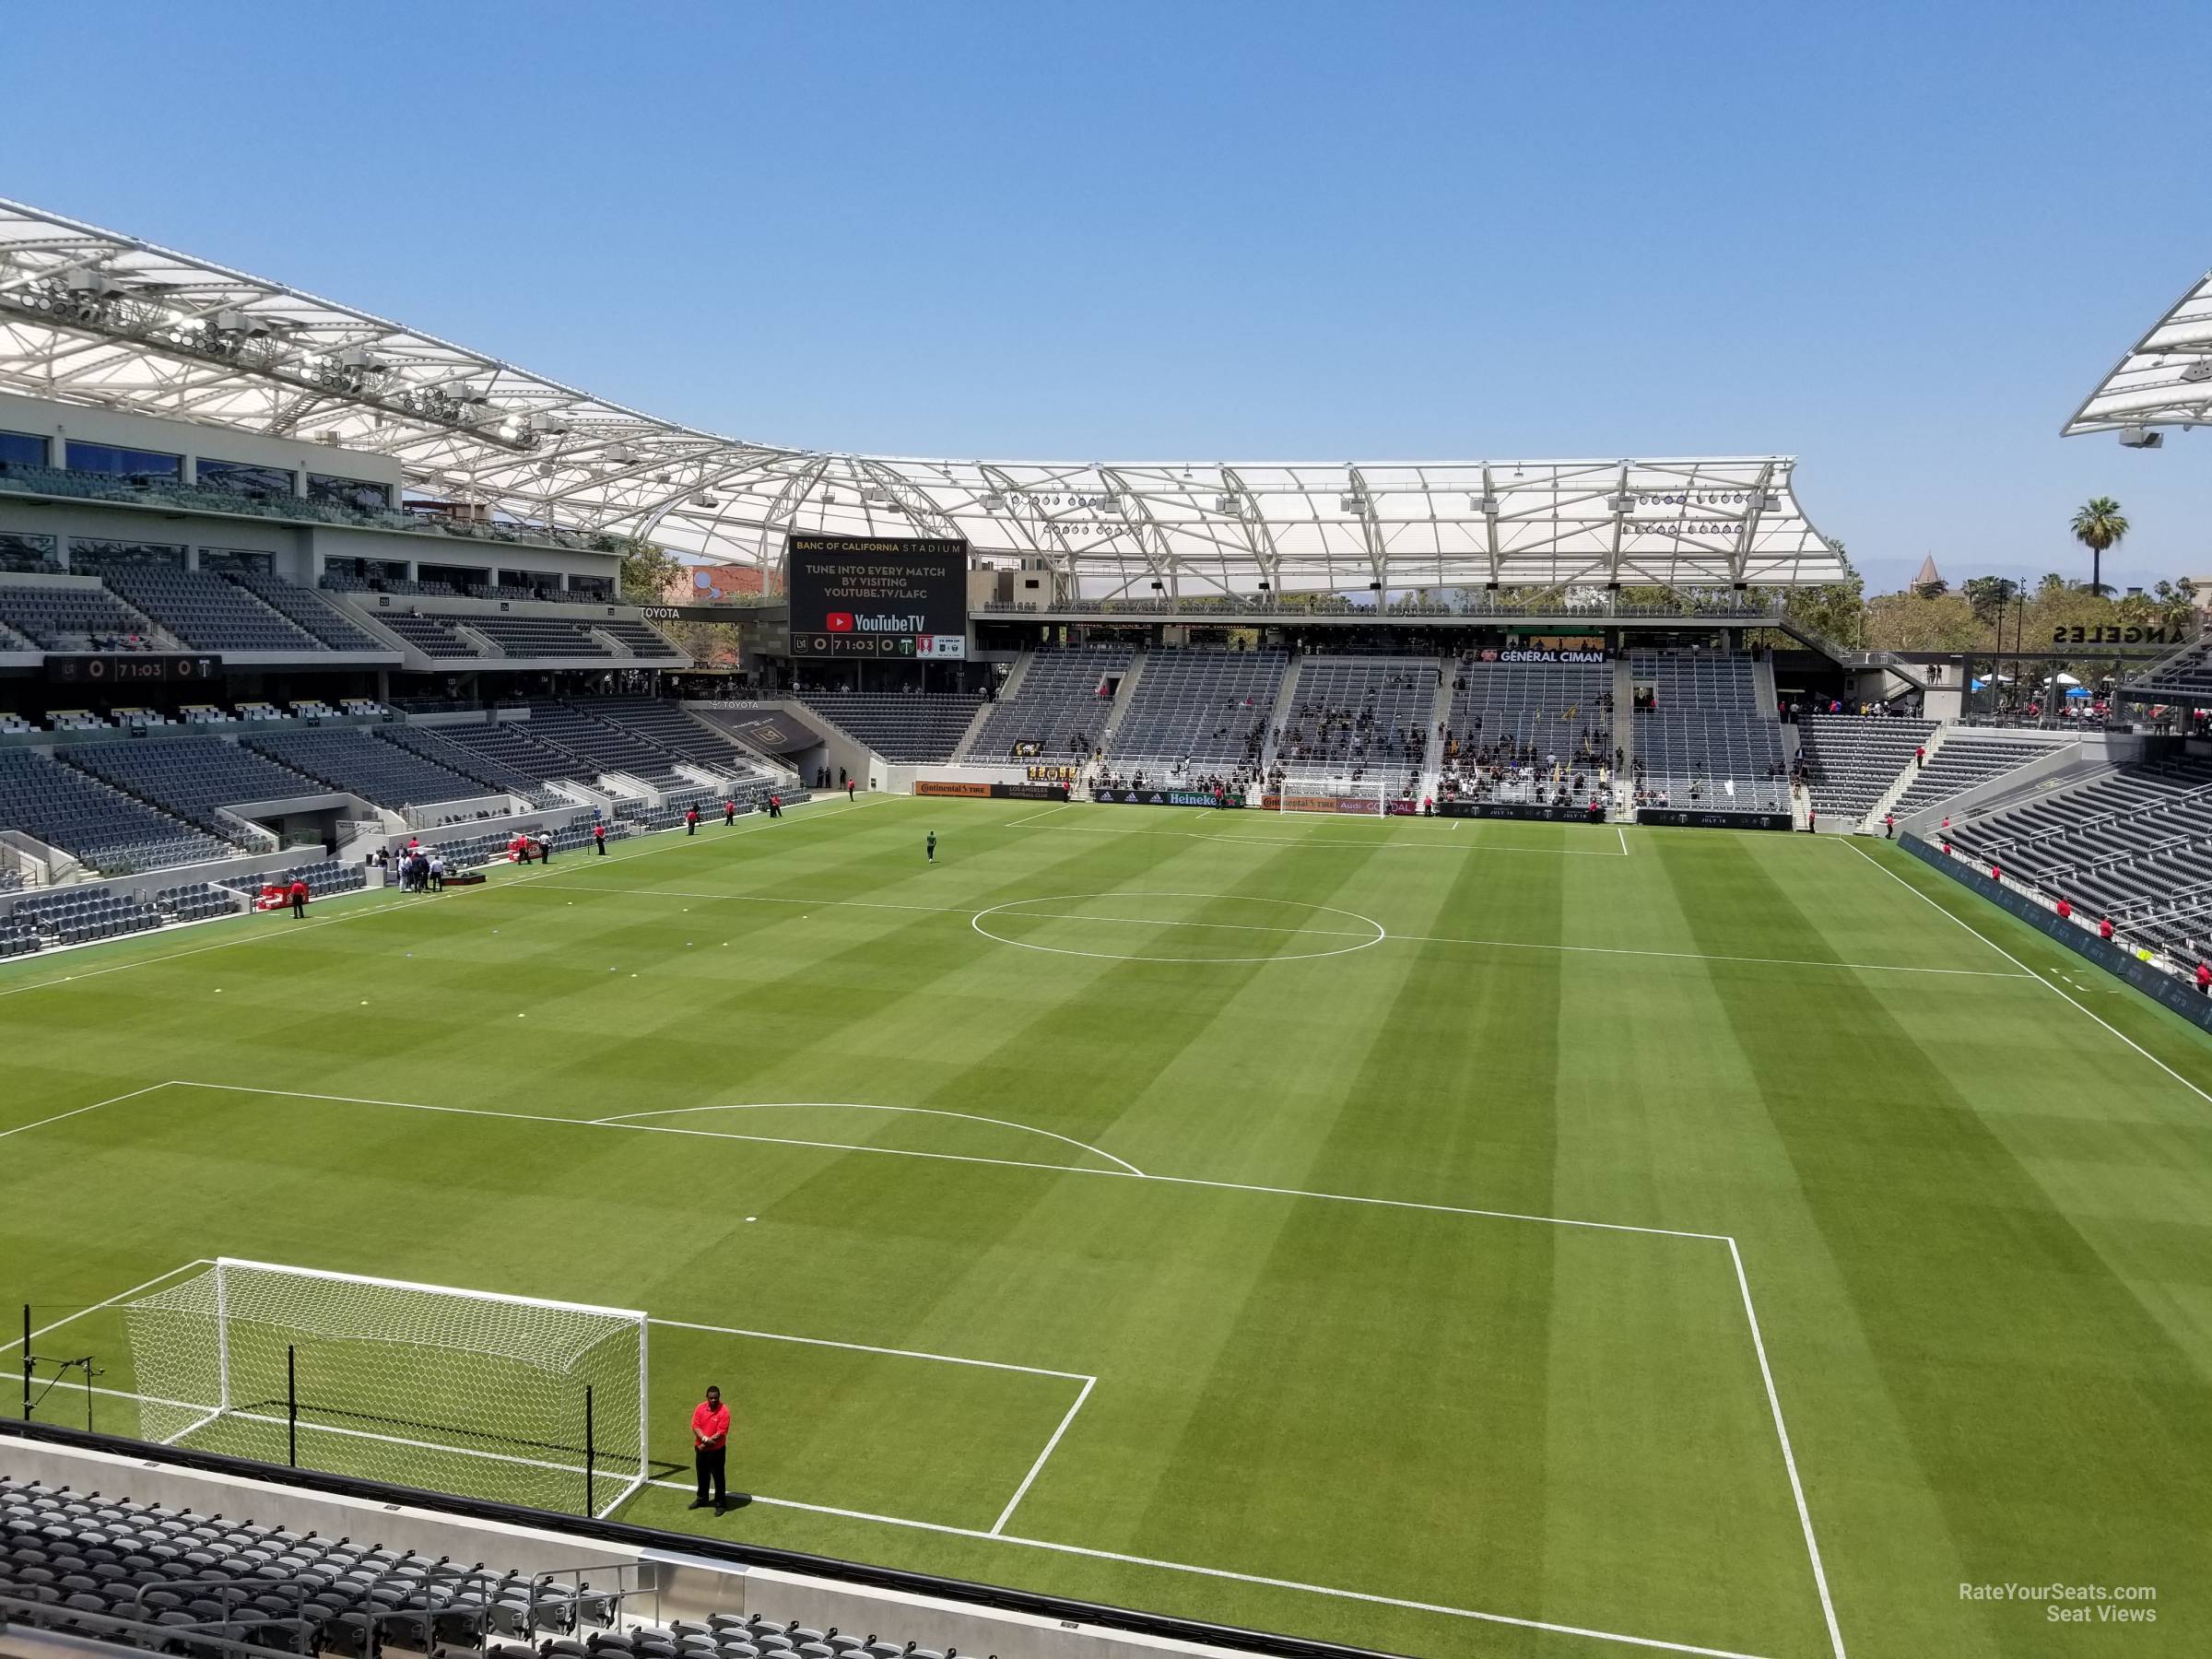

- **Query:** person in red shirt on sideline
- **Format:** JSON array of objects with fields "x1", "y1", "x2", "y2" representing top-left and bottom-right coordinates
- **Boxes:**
[
  {"x1": 689, "y1": 1384, "x2": 731, "y2": 1514},
  {"x1": 593, "y1": 820, "x2": 606, "y2": 856},
  {"x1": 723, "y1": 798, "x2": 736, "y2": 827},
  {"x1": 2100, "y1": 916, "x2": 2114, "y2": 943},
  {"x1": 846, "y1": 778, "x2": 856, "y2": 803},
  {"x1": 685, "y1": 805, "x2": 700, "y2": 836},
  {"x1": 288, "y1": 877, "x2": 310, "y2": 919}
]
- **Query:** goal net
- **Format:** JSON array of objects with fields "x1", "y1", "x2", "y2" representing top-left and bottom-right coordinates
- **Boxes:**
[
  {"x1": 120, "y1": 1259, "x2": 647, "y2": 1518},
  {"x1": 1276, "y1": 781, "x2": 1388, "y2": 817}
]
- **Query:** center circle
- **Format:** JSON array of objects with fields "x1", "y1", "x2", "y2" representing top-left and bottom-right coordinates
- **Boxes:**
[{"x1": 969, "y1": 891, "x2": 1388, "y2": 964}]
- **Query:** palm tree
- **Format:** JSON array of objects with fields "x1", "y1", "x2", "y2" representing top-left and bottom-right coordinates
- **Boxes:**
[{"x1": 2072, "y1": 498, "x2": 2129, "y2": 596}]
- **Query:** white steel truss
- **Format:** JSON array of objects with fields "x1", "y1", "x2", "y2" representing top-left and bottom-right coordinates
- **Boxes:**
[
  {"x1": 2064, "y1": 265, "x2": 2212, "y2": 438},
  {"x1": 0, "y1": 199, "x2": 1847, "y2": 591}
]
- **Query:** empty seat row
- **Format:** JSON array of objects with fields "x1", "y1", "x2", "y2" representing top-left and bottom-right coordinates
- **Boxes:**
[
  {"x1": 794, "y1": 694, "x2": 986, "y2": 763},
  {"x1": 962, "y1": 646, "x2": 1131, "y2": 759}
]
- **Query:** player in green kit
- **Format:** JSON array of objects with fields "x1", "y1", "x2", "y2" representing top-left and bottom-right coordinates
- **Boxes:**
[{"x1": 926, "y1": 830, "x2": 937, "y2": 865}]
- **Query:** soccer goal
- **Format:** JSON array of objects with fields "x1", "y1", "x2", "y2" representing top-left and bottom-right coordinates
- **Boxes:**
[
  {"x1": 119, "y1": 1259, "x2": 648, "y2": 1518},
  {"x1": 1276, "y1": 781, "x2": 1388, "y2": 817}
]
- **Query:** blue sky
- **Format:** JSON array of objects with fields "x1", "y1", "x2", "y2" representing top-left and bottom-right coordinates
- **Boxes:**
[{"x1": 6, "y1": 0, "x2": 2208, "y2": 594}]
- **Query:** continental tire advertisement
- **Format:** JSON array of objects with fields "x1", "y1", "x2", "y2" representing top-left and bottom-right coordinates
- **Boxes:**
[
  {"x1": 915, "y1": 780, "x2": 1067, "y2": 801},
  {"x1": 1280, "y1": 794, "x2": 1382, "y2": 816},
  {"x1": 787, "y1": 534, "x2": 968, "y2": 658}
]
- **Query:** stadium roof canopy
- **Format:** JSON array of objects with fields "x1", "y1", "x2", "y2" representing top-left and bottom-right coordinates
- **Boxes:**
[
  {"x1": 0, "y1": 198, "x2": 1847, "y2": 594},
  {"x1": 2063, "y1": 265, "x2": 2212, "y2": 439}
]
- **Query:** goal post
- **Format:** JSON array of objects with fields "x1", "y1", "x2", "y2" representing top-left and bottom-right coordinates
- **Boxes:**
[{"x1": 119, "y1": 1259, "x2": 648, "y2": 1519}]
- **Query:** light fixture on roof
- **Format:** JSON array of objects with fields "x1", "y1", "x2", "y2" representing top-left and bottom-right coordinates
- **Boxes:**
[
  {"x1": 449, "y1": 381, "x2": 488, "y2": 404},
  {"x1": 1100, "y1": 495, "x2": 1124, "y2": 515},
  {"x1": 64, "y1": 270, "x2": 113, "y2": 297},
  {"x1": 2119, "y1": 425, "x2": 2165, "y2": 449},
  {"x1": 1470, "y1": 494, "x2": 1500, "y2": 513},
  {"x1": 862, "y1": 485, "x2": 894, "y2": 506},
  {"x1": 980, "y1": 492, "x2": 1006, "y2": 511},
  {"x1": 1215, "y1": 494, "x2": 1241, "y2": 516},
  {"x1": 1339, "y1": 493, "x2": 1368, "y2": 513},
  {"x1": 1608, "y1": 492, "x2": 1635, "y2": 513},
  {"x1": 2180, "y1": 359, "x2": 2212, "y2": 383},
  {"x1": 1757, "y1": 490, "x2": 1783, "y2": 512},
  {"x1": 651, "y1": 471, "x2": 673, "y2": 485},
  {"x1": 337, "y1": 346, "x2": 380, "y2": 371},
  {"x1": 535, "y1": 461, "x2": 560, "y2": 477},
  {"x1": 529, "y1": 414, "x2": 571, "y2": 435},
  {"x1": 692, "y1": 491, "x2": 720, "y2": 508}
]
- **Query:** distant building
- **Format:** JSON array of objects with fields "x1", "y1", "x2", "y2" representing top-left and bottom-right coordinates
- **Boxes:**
[
  {"x1": 1912, "y1": 554, "x2": 1944, "y2": 595},
  {"x1": 665, "y1": 563, "x2": 771, "y2": 603}
]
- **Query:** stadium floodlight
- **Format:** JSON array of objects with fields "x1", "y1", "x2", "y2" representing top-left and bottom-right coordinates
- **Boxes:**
[
  {"x1": 1215, "y1": 494, "x2": 1241, "y2": 516},
  {"x1": 2119, "y1": 426, "x2": 2165, "y2": 449},
  {"x1": 119, "y1": 1258, "x2": 647, "y2": 1519}
]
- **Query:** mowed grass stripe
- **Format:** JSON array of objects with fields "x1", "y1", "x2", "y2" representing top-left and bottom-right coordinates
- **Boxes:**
[{"x1": 1661, "y1": 834, "x2": 2212, "y2": 1655}]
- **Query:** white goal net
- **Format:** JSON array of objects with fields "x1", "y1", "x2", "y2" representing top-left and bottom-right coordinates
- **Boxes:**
[{"x1": 120, "y1": 1259, "x2": 647, "y2": 1518}]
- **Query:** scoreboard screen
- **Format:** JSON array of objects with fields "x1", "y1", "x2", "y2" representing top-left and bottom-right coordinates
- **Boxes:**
[{"x1": 786, "y1": 534, "x2": 967, "y2": 658}]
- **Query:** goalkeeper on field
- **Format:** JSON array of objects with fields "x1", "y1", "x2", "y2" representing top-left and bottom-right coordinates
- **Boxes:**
[{"x1": 689, "y1": 1384, "x2": 731, "y2": 1514}]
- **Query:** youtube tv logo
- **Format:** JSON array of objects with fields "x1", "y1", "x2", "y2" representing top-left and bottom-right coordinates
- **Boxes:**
[{"x1": 826, "y1": 612, "x2": 855, "y2": 632}]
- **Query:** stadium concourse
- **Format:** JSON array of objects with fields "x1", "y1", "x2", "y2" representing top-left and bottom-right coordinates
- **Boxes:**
[{"x1": 5, "y1": 196, "x2": 2212, "y2": 1659}]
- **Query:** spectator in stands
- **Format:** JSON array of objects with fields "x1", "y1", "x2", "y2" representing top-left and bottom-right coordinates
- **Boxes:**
[
  {"x1": 2056, "y1": 898, "x2": 2072, "y2": 923},
  {"x1": 2196, "y1": 961, "x2": 2209, "y2": 998},
  {"x1": 1914, "y1": 744, "x2": 1926, "y2": 770},
  {"x1": 689, "y1": 1383, "x2": 731, "y2": 1515},
  {"x1": 2100, "y1": 916, "x2": 2115, "y2": 942},
  {"x1": 287, "y1": 877, "x2": 310, "y2": 919}
]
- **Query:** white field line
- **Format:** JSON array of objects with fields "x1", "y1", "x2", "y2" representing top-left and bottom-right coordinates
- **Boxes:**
[
  {"x1": 1728, "y1": 1241, "x2": 1848, "y2": 1659},
  {"x1": 598, "y1": 1102, "x2": 1146, "y2": 1177},
  {"x1": 1619, "y1": 825, "x2": 1630, "y2": 856},
  {"x1": 63, "y1": 1080, "x2": 1735, "y2": 1244},
  {"x1": 50, "y1": 1376, "x2": 1783, "y2": 1659},
  {"x1": 0, "y1": 1258, "x2": 213, "y2": 1359},
  {"x1": 518, "y1": 881, "x2": 2011, "y2": 981},
  {"x1": 990, "y1": 1373, "x2": 1094, "y2": 1535},
  {"x1": 0, "y1": 793, "x2": 897, "y2": 1004},
  {"x1": 14, "y1": 1111, "x2": 1804, "y2": 1659},
  {"x1": 1842, "y1": 840, "x2": 2212, "y2": 1110},
  {"x1": 0, "y1": 1081, "x2": 175, "y2": 1142},
  {"x1": 650, "y1": 1314, "x2": 1094, "y2": 1382},
  {"x1": 162, "y1": 1080, "x2": 1143, "y2": 1185},
  {"x1": 1004, "y1": 803, "x2": 1073, "y2": 829}
]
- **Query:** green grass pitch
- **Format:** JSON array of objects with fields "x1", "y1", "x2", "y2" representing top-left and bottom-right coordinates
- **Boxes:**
[{"x1": 4, "y1": 795, "x2": 2207, "y2": 1658}]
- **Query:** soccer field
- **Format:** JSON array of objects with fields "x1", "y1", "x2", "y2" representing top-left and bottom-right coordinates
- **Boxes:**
[{"x1": 4, "y1": 795, "x2": 2206, "y2": 1659}]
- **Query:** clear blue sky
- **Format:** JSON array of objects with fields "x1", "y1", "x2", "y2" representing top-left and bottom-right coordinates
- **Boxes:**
[{"x1": 6, "y1": 0, "x2": 2208, "y2": 594}]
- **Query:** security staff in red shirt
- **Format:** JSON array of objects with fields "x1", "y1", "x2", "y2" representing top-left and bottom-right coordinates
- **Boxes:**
[
  {"x1": 288, "y1": 877, "x2": 310, "y2": 919},
  {"x1": 2099, "y1": 917, "x2": 2114, "y2": 943},
  {"x1": 593, "y1": 821, "x2": 607, "y2": 855},
  {"x1": 689, "y1": 1384, "x2": 731, "y2": 1513}
]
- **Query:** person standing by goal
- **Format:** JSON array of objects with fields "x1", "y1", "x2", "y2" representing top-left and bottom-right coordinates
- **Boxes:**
[{"x1": 689, "y1": 1384, "x2": 731, "y2": 1514}]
